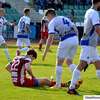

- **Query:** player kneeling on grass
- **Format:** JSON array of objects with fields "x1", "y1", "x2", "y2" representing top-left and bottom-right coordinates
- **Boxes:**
[{"x1": 6, "y1": 49, "x2": 71, "y2": 88}]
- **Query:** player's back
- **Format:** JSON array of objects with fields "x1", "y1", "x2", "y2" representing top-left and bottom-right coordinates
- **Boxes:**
[
  {"x1": 11, "y1": 56, "x2": 31, "y2": 86},
  {"x1": 81, "y1": 8, "x2": 99, "y2": 47},
  {"x1": 18, "y1": 16, "x2": 30, "y2": 33},
  {"x1": 48, "y1": 16, "x2": 75, "y2": 36}
]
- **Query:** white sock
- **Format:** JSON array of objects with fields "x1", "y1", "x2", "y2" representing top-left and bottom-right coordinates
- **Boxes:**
[
  {"x1": 69, "y1": 64, "x2": 76, "y2": 72},
  {"x1": 4, "y1": 48, "x2": 11, "y2": 63},
  {"x1": 56, "y1": 66, "x2": 62, "y2": 87},
  {"x1": 96, "y1": 70, "x2": 100, "y2": 78},
  {"x1": 69, "y1": 68, "x2": 81, "y2": 89},
  {"x1": 20, "y1": 47, "x2": 29, "y2": 52}
]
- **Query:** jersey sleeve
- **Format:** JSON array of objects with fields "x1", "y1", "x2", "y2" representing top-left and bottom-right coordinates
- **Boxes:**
[
  {"x1": 48, "y1": 20, "x2": 55, "y2": 34},
  {"x1": 3, "y1": 17, "x2": 8, "y2": 25},
  {"x1": 25, "y1": 62, "x2": 30, "y2": 70},
  {"x1": 91, "y1": 11, "x2": 100, "y2": 26}
]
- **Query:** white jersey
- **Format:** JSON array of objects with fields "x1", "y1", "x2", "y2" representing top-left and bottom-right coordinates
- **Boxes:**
[
  {"x1": 80, "y1": 8, "x2": 100, "y2": 47},
  {"x1": 18, "y1": 16, "x2": 30, "y2": 33},
  {"x1": 0, "y1": 16, "x2": 7, "y2": 35},
  {"x1": 48, "y1": 16, "x2": 77, "y2": 41}
]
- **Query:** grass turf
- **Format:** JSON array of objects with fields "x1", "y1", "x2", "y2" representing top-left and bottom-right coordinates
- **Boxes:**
[{"x1": 0, "y1": 43, "x2": 100, "y2": 100}]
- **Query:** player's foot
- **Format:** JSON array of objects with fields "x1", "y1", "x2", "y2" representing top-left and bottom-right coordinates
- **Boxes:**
[
  {"x1": 67, "y1": 88, "x2": 79, "y2": 95},
  {"x1": 66, "y1": 80, "x2": 83, "y2": 89},
  {"x1": 16, "y1": 49, "x2": 20, "y2": 56},
  {"x1": 75, "y1": 79, "x2": 83, "y2": 89}
]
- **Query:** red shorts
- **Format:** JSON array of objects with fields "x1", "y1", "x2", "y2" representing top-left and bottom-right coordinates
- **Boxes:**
[
  {"x1": 41, "y1": 32, "x2": 48, "y2": 39},
  {"x1": 13, "y1": 78, "x2": 39, "y2": 87}
]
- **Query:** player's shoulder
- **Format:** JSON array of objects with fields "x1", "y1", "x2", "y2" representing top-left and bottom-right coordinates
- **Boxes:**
[
  {"x1": 49, "y1": 16, "x2": 62, "y2": 24},
  {"x1": 0, "y1": 16, "x2": 7, "y2": 22},
  {"x1": 14, "y1": 56, "x2": 31, "y2": 63},
  {"x1": 20, "y1": 16, "x2": 30, "y2": 20},
  {"x1": 86, "y1": 8, "x2": 98, "y2": 16}
]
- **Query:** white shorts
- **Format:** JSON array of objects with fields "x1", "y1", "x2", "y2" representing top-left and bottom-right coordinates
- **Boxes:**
[
  {"x1": 80, "y1": 46, "x2": 100, "y2": 64},
  {"x1": 17, "y1": 38, "x2": 30, "y2": 47},
  {"x1": 57, "y1": 36, "x2": 78, "y2": 59},
  {"x1": 0, "y1": 35, "x2": 5, "y2": 45}
]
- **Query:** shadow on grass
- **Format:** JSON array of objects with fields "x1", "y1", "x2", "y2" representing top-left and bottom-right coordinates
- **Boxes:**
[
  {"x1": 79, "y1": 89, "x2": 100, "y2": 95},
  {"x1": 32, "y1": 63, "x2": 55, "y2": 67}
]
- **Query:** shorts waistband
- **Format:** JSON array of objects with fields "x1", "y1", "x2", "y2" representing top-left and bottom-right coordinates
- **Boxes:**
[{"x1": 60, "y1": 33, "x2": 77, "y2": 41}]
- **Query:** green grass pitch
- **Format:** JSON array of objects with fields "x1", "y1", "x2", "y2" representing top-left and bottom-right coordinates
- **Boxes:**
[{"x1": 0, "y1": 42, "x2": 100, "y2": 100}]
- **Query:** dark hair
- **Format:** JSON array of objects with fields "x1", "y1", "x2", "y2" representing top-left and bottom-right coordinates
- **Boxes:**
[
  {"x1": 24, "y1": 8, "x2": 30, "y2": 14},
  {"x1": 27, "y1": 49, "x2": 37, "y2": 59},
  {"x1": 45, "y1": 9, "x2": 56, "y2": 16},
  {"x1": 92, "y1": 0, "x2": 100, "y2": 4}
]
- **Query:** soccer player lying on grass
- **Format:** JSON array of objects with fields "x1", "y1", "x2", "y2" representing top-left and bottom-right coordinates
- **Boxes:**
[{"x1": 6, "y1": 49, "x2": 78, "y2": 88}]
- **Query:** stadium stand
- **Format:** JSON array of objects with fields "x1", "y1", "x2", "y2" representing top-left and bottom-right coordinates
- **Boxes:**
[{"x1": 0, "y1": 0, "x2": 97, "y2": 40}]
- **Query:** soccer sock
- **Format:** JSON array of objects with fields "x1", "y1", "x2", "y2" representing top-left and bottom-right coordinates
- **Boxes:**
[
  {"x1": 69, "y1": 68, "x2": 81, "y2": 89},
  {"x1": 56, "y1": 66, "x2": 62, "y2": 87},
  {"x1": 96, "y1": 70, "x2": 100, "y2": 78},
  {"x1": 4, "y1": 48, "x2": 11, "y2": 63},
  {"x1": 20, "y1": 47, "x2": 29, "y2": 52},
  {"x1": 69, "y1": 64, "x2": 76, "y2": 72}
]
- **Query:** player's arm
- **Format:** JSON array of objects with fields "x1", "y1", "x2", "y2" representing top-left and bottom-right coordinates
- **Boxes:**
[
  {"x1": 25, "y1": 24, "x2": 31, "y2": 33},
  {"x1": 72, "y1": 24, "x2": 79, "y2": 36},
  {"x1": 5, "y1": 63, "x2": 11, "y2": 73},
  {"x1": 91, "y1": 11, "x2": 100, "y2": 36},
  {"x1": 25, "y1": 63, "x2": 35, "y2": 78},
  {"x1": 95, "y1": 25, "x2": 100, "y2": 36},
  {"x1": 42, "y1": 20, "x2": 55, "y2": 61},
  {"x1": 42, "y1": 34, "x2": 54, "y2": 61}
]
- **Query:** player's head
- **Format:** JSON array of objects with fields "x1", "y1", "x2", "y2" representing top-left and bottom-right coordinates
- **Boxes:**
[
  {"x1": 45, "y1": 9, "x2": 56, "y2": 21},
  {"x1": 0, "y1": 8, "x2": 5, "y2": 16},
  {"x1": 27, "y1": 49, "x2": 37, "y2": 60},
  {"x1": 92, "y1": 0, "x2": 100, "y2": 11},
  {"x1": 23, "y1": 8, "x2": 30, "y2": 16}
]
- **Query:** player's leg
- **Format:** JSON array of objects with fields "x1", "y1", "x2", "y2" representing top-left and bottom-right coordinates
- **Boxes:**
[
  {"x1": 94, "y1": 61, "x2": 100, "y2": 78},
  {"x1": 39, "y1": 38, "x2": 44, "y2": 51},
  {"x1": 54, "y1": 41, "x2": 68, "y2": 88},
  {"x1": 37, "y1": 78, "x2": 69, "y2": 87},
  {"x1": 39, "y1": 32, "x2": 45, "y2": 51},
  {"x1": 16, "y1": 38, "x2": 23, "y2": 50},
  {"x1": 68, "y1": 46, "x2": 90, "y2": 94},
  {"x1": 66, "y1": 36, "x2": 78, "y2": 72},
  {"x1": 24, "y1": 38, "x2": 30, "y2": 51},
  {"x1": 66, "y1": 46, "x2": 77, "y2": 72},
  {"x1": 0, "y1": 35, "x2": 11, "y2": 63},
  {"x1": 93, "y1": 48, "x2": 100, "y2": 78},
  {"x1": 17, "y1": 38, "x2": 29, "y2": 53}
]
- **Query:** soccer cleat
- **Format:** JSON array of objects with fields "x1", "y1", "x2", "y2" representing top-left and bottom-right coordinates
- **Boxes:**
[
  {"x1": 75, "y1": 79, "x2": 83, "y2": 89},
  {"x1": 66, "y1": 80, "x2": 83, "y2": 89},
  {"x1": 67, "y1": 89, "x2": 79, "y2": 95},
  {"x1": 16, "y1": 50, "x2": 20, "y2": 56}
]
